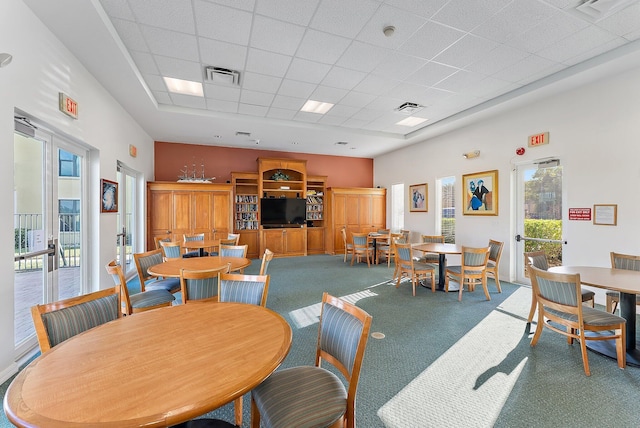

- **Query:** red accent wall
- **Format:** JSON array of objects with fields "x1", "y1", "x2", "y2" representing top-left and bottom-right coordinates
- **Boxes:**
[{"x1": 154, "y1": 141, "x2": 373, "y2": 187}]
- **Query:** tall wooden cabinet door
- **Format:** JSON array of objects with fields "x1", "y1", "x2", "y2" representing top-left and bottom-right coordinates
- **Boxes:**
[
  {"x1": 192, "y1": 191, "x2": 213, "y2": 238},
  {"x1": 371, "y1": 194, "x2": 386, "y2": 229},
  {"x1": 172, "y1": 192, "x2": 192, "y2": 239},
  {"x1": 307, "y1": 228, "x2": 324, "y2": 254},
  {"x1": 212, "y1": 192, "x2": 231, "y2": 239},
  {"x1": 284, "y1": 228, "x2": 307, "y2": 256},
  {"x1": 358, "y1": 195, "x2": 372, "y2": 231},
  {"x1": 149, "y1": 190, "x2": 173, "y2": 249}
]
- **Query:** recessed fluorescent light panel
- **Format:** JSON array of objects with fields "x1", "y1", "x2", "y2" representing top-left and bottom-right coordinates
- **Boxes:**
[
  {"x1": 163, "y1": 77, "x2": 204, "y2": 97},
  {"x1": 301, "y1": 100, "x2": 334, "y2": 114},
  {"x1": 396, "y1": 116, "x2": 428, "y2": 127}
]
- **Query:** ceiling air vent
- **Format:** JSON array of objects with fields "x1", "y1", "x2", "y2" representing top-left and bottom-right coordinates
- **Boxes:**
[
  {"x1": 395, "y1": 102, "x2": 423, "y2": 115},
  {"x1": 569, "y1": 0, "x2": 638, "y2": 22},
  {"x1": 205, "y1": 66, "x2": 240, "y2": 86}
]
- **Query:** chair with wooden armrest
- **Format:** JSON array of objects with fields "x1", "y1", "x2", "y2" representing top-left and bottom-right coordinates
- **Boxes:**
[
  {"x1": 445, "y1": 246, "x2": 491, "y2": 301},
  {"x1": 179, "y1": 264, "x2": 231, "y2": 304},
  {"x1": 183, "y1": 233, "x2": 207, "y2": 257},
  {"x1": 350, "y1": 232, "x2": 372, "y2": 267},
  {"x1": 31, "y1": 287, "x2": 120, "y2": 353},
  {"x1": 395, "y1": 242, "x2": 437, "y2": 295},
  {"x1": 606, "y1": 251, "x2": 640, "y2": 313},
  {"x1": 251, "y1": 292, "x2": 372, "y2": 428},
  {"x1": 341, "y1": 227, "x2": 354, "y2": 263},
  {"x1": 159, "y1": 240, "x2": 183, "y2": 260},
  {"x1": 133, "y1": 248, "x2": 181, "y2": 293},
  {"x1": 105, "y1": 260, "x2": 174, "y2": 316},
  {"x1": 420, "y1": 235, "x2": 444, "y2": 264},
  {"x1": 259, "y1": 248, "x2": 274, "y2": 275},
  {"x1": 485, "y1": 239, "x2": 504, "y2": 293}
]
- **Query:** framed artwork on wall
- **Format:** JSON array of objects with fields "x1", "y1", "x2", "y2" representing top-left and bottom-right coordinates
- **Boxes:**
[
  {"x1": 101, "y1": 179, "x2": 118, "y2": 213},
  {"x1": 462, "y1": 170, "x2": 498, "y2": 216},
  {"x1": 409, "y1": 183, "x2": 428, "y2": 212}
]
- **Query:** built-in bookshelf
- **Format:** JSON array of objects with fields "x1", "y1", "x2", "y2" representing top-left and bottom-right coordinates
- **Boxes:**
[
  {"x1": 232, "y1": 172, "x2": 259, "y2": 230},
  {"x1": 306, "y1": 175, "x2": 326, "y2": 226}
]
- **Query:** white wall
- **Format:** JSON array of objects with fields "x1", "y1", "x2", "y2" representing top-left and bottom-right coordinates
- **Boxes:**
[
  {"x1": 0, "y1": 0, "x2": 154, "y2": 381},
  {"x1": 375, "y1": 57, "x2": 640, "y2": 287}
]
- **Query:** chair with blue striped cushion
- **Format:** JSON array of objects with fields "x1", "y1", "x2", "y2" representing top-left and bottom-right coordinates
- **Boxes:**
[
  {"x1": 105, "y1": 259, "x2": 174, "y2": 316},
  {"x1": 219, "y1": 244, "x2": 248, "y2": 272},
  {"x1": 159, "y1": 240, "x2": 183, "y2": 260},
  {"x1": 31, "y1": 287, "x2": 120, "y2": 353},
  {"x1": 606, "y1": 252, "x2": 640, "y2": 313},
  {"x1": 395, "y1": 242, "x2": 437, "y2": 295},
  {"x1": 251, "y1": 292, "x2": 372, "y2": 428},
  {"x1": 528, "y1": 265, "x2": 626, "y2": 376},
  {"x1": 133, "y1": 249, "x2": 181, "y2": 294},
  {"x1": 350, "y1": 232, "x2": 372, "y2": 267},
  {"x1": 485, "y1": 239, "x2": 504, "y2": 293},
  {"x1": 183, "y1": 233, "x2": 208, "y2": 257},
  {"x1": 445, "y1": 246, "x2": 491, "y2": 301},
  {"x1": 179, "y1": 264, "x2": 230, "y2": 304},
  {"x1": 259, "y1": 248, "x2": 274, "y2": 275},
  {"x1": 525, "y1": 251, "x2": 595, "y2": 330},
  {"x1": 217, "y1": 272, "x2": 270, "y2": 426}
]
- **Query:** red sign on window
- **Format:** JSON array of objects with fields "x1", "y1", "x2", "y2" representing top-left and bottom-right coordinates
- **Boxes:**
[{"x1": 568, "y1": 208, "x2": 591, "y2": 221}]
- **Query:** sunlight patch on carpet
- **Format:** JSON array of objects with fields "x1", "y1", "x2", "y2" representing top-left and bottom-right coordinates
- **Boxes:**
[
  {"x1": 378, "y1": 287, "x2": 532, "y2": 427},
  {"x1": 289, "y1": 289, "x2": 378, "y2": 329}
]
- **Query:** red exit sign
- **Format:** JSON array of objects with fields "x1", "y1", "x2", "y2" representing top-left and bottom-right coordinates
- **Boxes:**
[
  {"x1": 59, "y1": 92, "x2": 78, "y2": 119},
  {"x1": 528, "y1": 132, "x2": 549, "y2": 147}
]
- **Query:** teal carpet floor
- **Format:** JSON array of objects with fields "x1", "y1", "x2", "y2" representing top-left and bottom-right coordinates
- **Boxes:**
[{"x1": 3, "y1": 254, "x2": 640, "y2": 427}]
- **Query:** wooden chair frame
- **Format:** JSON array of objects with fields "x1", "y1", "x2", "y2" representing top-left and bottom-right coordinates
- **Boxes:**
[
  {"x1": 350, "y1": 232, "x2": 372, "y2": 267},
  {"x1": 528, "y1": 265, "x2": 626, "y2": 376},
  {"x1": 133, "y1": 248, "x2": 180, "y2": 293},
  {"x1": 395, "y1": 242, "x2": 436, "y2": 295},
  {"x1": 159, "y1": 240, "x2": 183, "y2": 260},
  {"x1": 445, "y1": 246, "x2": 490, "y2": 301},
  {"x1": 485, "y1": 239, "x2": 504, "y2": 293},
  {"x1": 420, "y1": 235, "x2": 444, "y2": 264},
  {"x1": 31, "y1": 287, "x2": 120, "y2": 353},
  {"x1": 341, "y1": 227, "x2": 354, "y2": 263},
  {"x1": 179, "y1": 264, "x2": 231, "y2": 304},
  {"x1": 606, "y1": 251, "x2": 640, "y2": 313},
  {"x1": 259, "y1": 248, "x2": 274, "y2": 275},
  {"x1": 251, "y1": 292, "x2": 372, "y2": 428}
]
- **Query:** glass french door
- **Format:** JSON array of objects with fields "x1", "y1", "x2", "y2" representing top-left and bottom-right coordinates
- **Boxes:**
[
  {"x1": 116, "y1": 162, "x2": 139, "y2": 275},
  {"x1": 13, "y1": 117, "x2": 87, "y2": 350},
  {"x1": 514, "y1": 159, "x2": 564, "y2": 284}
]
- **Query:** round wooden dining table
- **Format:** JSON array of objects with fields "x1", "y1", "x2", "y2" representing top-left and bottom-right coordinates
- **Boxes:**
[
  {"x1": 181, "y1": 239, "x2": 220, "y2": 257},
  {"x1": 3, "y1": 302, "x2": 292, "y2": 427},
  {"x1": 412, "y1": 243, "x2": 462, "y2": 289},
  {"x1": 549, "y1": 265, "x2": 640, "y2": 366},
  {"x1": 147, "y1": 256, "x2": 251, "y2": 277}
]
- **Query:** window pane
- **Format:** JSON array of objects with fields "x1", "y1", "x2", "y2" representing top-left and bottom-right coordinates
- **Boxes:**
[
  {"x1": 59, "y1": 149, "x2": 79, "y2": 177},
  {"x1": 391, "y1": 183, "x2": 404, "y2": 232},
  {"x1": 439, "y1": 177, "x2": 455, "y2": 243}
]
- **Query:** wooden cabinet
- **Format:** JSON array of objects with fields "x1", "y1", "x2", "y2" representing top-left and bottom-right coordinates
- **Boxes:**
[
  {"x1": 260, "y1": 228, "x2": 307, "y2": 257},
  {"x1": 307, "y1": 227, "x2": 325, "y2": 254},
  {"x1": 306, "y1": 175, "x2": 326, "y2": 254},
  {"x1": 326, "y1": 187, "x2": 386, "y2": 255},
  {"x1": 147, "y1": 182, "x2": 233, "y2": 250},
  {"x1": 232, "y1": 172, "x2": 259, "y2": 258}
]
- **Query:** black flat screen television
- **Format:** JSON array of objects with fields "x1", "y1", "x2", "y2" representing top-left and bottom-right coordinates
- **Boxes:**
[{"x1": 260, "y1": 198, "x2": 306, "y2": 226}]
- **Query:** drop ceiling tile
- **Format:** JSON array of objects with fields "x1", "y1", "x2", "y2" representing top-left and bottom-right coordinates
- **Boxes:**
[
  {"x1": 335, "y1": 41, "x2": 389, "y2": 73},
  {"x1": 128, "y1": 0, "x2": 196, "y2": 34},
  {"x1": 142, "y1": 74, "x2": 166, "y2": 91},
  {"x1": 285, "y1": 58, "x2": 332, "y2": 84},
  {"x1": 339, "y1": 91, "x2": 377, "y2": 108},
  {"x1": 310, "y1": 0, "x2": 380, "y2": 38},
  {"x1": 199, "y1": 38, "x2": 247, "y2": 71},
  {"x1": 152, "y1": 91, "x2": 172, "y2": 104},
  {"x1": 130, "y1": 51, "x2": 159, "y2": 74},
  {"x1": 278, "y1": 79, "x2": 317, "y2": 98},
  {"x1": 325, "y1": 104, "x2": 360, "y2": 117},
  {"x1": 431, "y1": 0, "x2": 511, "y2": 32},
  {"x1": 465, "y1": 44, "x2": 530, "y2": 75},
  {"x1": 110, "y1": 18, "x2": 149, "y2": 52},
  {"x1": 250, "y1": 15, "x2": 306, "y2": 56},
  {"x1": 309, "y1": 85, "x2": 349, "y2": 103},
  {"x1": 381, "y1": 0, "x2": 448, "y2": 19},
  {"x1": 435, "y1": 70, "x2": 486, "y2": 92},
  {"x1": 194, "y1": 1, "x2": 252, "y2": 45},
  {"x1": 536, "y1": 26, "x2": 622, "y2": 64},
  {"x1": 351, "y1": 108, "x2": 385, "y2": 121},
  {"x1": 356, "y1": 4, "x2": 428, "y2": 49},
  {"x1": 366, "y1": 95, "x2": 405, "y2": 111},
  {"x1": 296, "y1": 29, "x2": 352, "y2": 64},
  {"x1": 203, "y1": 0, "x2": 255, "y2": 12},
  {"x1": 399, "y1": 20, "x2": 465, "y2": 60},
  {"x1": 562, "y1": 38, "x2": 627, "y2": 67},
  {"x1": 240, "y1": 90, "x2": 275, "y2": 106},
  {"x1": 206, "y1": 99, "x2": 239, "y2": 113},
  {"x1": 170, "y1": 93, "x2": 207, "y2": 109},
  {"x1": 155, "y1": 56, "x2": 203, "y2": 81},
  {"x1": 271, "y1": 94, "x2": 306, "y2": 110},
  {"x1": 434, "y1": 34, "x2": 499, "y2": 69},
  {"x1": 266, "y1": 107, "x2": 298, "y2": 120},
  {"x1": 492, "y1": 54, "x2": 560, "y2": 84},
  {"x1": 372, "y1": 51, "x2": 428, "y2": 80},
  {"x1": 140, "y1": 26, "x2": 199, "y2": 61},
  {"x1": 597, "y1": 3, "x2": 640, "y2": 39},
  {"x1": 245, "y1": 49, "x2": 292, "y2": 77},
  {"x1": 255, "y1": 0, "x2": 319, "y2": 25},
  {"x1": 204, "y1": 83, "x2": 241, "y2": 101},
  {"x1": 353, "y1": 74, "x2": 400, "y2": 94},
  {"x1": 319, "y1": 115, "x2": 348, "y2": 126},
  {"x1": 238, "y1": 104, "x2": 269, "y2": 116},
  {"x1": 242, "y1": 72, "x2": 282, "y2": 93},
  {"x1": 464, "y1": 76, "x2": 518, "y2": 98},
  {"x1": 406, "y1": 61, "x2": 458, "y2": 87},
  {"x1": 293, "y1": 111, "x2": 323, "y2": 123},
  {"x1": 506, "y1": 11, "x2": 589, "y2": 54},
  {"x1": 321, "y1": 67, "x2": 367, "y2": 90},
  {"x1": 99, "y1": 0, "x2": 135, "y2": 20},
  {"x1": 472, "y1": 0, "x2": 557, "y2": 44},
  {"x1": 341, "y1": 117, "x2": 371, "y2": 129}
]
